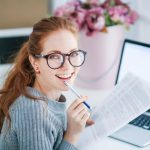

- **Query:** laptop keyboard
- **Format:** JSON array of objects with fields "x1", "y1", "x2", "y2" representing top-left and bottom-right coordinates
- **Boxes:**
[{"x1": 129, "y1": 114, "x2": 150, "y2": 130}]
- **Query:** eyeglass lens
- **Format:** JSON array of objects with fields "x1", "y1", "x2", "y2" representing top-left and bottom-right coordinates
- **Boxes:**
[{"x1": 47, "y1": 50, "x2": 85, "y2": 69}]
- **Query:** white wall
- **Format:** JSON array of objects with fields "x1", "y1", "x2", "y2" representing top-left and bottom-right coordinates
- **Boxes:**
[
  {"x1": 136, "y1": 0, "x2": 150, "y2": 43},
  {"x1": 123, "y1": 0, "x2": 150, "y2": 44}
]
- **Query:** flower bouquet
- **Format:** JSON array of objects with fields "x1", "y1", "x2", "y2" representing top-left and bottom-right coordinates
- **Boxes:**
[{"x1": 54, "y1": 0, "x2": 138, "y2": 36}]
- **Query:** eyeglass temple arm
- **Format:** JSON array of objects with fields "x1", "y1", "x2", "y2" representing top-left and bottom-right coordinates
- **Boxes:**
[{"x1": 34, "y1": 54, "x2": 45, "y2": 58}]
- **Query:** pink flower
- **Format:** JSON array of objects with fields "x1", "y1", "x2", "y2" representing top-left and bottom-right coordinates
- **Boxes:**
[
  {"x1": 86, "y1": 0, "x2": 100, "y2": 5},
  {"x1": 54, "y1": 0, "x2": 80, "y2": 17},
  {"x1": 75, "y1": 8, "x2": 87, "y2": 29},
  {"x1": 54, "y1": 0, "x2": 138, "y2": 36},
  {"x1": 108, "y1": 6, "x2": 129, "y2": 23},
  {"x1": 108, "y1": 5, "x2": 138, "y2": 26},
  {"x1": 108, "y1": 6, "x2": 128, "y2": 16},
  {"x1": 125, "y1": 10, "x2": 139, "y2": 26},
  {"x1": 85, "y1": 8, "x2": 105, "y2": 35}
]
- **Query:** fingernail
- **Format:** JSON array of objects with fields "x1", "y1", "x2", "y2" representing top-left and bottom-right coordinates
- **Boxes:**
[
  {"x1": 85, "y1": 96, "x2": 88, "y2": 99},
  {"x1": 82, "y1": 96, "x2": 88, "y2": 100}
]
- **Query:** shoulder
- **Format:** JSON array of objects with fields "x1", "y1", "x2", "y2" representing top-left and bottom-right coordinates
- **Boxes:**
[
  {"x1": 9, "y1": 95, "x2": 60, "y2": 132},
  {"x1": 9, "y1": 95, "x2": 50, "y2": 126},
  {"x1": 10, "y1": 95, "x2": 46, "y2": 114}
]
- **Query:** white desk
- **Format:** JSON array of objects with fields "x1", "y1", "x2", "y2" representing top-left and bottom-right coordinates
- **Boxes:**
[
  {"x1": 77, "y1": 137, "x2": 150, "y2": 150},
  {"x1": 1, "y1": 64, "x2": 150, "y2": 150}
]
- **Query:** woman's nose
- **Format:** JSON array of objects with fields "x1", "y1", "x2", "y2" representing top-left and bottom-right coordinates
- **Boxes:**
[{"x1": 61, "y1": 57, "x2": 72, "y2": 70}]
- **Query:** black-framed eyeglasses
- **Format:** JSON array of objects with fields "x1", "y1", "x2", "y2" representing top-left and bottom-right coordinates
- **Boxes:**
[{"x1": 34, "y1": 50, "x2": 87, "y2": 69}]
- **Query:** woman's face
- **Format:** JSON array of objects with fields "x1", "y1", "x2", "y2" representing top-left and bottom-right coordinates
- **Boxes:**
[{"x1": 33, "y1": 29, "x2": 80, "y2": 91}]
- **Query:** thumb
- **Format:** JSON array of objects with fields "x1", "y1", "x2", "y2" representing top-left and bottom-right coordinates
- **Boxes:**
[
  {"x1": 81, "y1": 95, "x2": 88, "y2": 101},
  {"x1": 86, "y1": 118, "x2": 95, "y2": 126}
]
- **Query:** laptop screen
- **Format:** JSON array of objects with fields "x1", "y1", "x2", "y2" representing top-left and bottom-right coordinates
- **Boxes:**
[
  {"x1": 0, "y1": 28, "x2": 32, "y2": 64},
  {"x1": 116, "y1": 39, "x2": 150, "y2": 84}
]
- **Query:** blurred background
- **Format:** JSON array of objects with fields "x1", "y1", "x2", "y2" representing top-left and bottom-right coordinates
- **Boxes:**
[{"x1": 0, "y1": 0, "x2": 150, "y2": 43}]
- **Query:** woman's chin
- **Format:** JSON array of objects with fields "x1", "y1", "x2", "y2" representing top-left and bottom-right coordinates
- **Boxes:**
[
  {"x1": 62, "y1": 84, "x2": 70, "y2": 91},
  {"x1": 63, "y1": 88, "x2": 69, "y2": 92}
]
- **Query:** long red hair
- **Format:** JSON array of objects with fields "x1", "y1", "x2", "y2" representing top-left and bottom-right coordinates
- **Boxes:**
[{"x1": 0, "y1": 16, "x2": 78, "y2": 131}]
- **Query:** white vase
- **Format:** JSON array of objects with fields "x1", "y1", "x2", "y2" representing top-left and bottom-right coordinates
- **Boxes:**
[{"x1": 75, "y1": 25, "x2": 125, "y2": 89}]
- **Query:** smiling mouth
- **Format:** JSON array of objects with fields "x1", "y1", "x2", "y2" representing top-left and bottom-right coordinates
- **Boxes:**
[{"x1": 55, "y1": 73, "x2": 74, "y2": 80}]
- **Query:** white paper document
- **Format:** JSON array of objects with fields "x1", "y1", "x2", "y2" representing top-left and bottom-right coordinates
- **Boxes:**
[{"x1": 76, "y1": 73, "x2": 150, "y2": 149}]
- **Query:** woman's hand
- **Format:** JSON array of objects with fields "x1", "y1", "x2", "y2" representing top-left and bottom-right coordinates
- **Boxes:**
[{"x1": 64, "y1": 96, "x2": 94, "y2": 145}]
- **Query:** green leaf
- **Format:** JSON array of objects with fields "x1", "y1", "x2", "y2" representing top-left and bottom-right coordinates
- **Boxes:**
[{"x1": 109, "y1": 0, "x2": 116, "y2": 6}]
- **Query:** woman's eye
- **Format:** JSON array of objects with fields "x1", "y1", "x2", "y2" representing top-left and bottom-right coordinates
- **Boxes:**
[
  {"x1": 49, "y1": 54, "x2": 61, "y2": 60},
  {"x1": 71, "y1": 52, "x2": 79, "y2": 57}
]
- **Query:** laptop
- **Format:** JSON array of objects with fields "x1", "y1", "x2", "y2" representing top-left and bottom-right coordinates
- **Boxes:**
[{"x1": 110, "y1": 39, "x2": 150, "y2": 147}]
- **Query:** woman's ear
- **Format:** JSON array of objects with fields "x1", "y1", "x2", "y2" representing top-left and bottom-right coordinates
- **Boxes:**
[{"x1": 29, "y1": 55, "x2": 40, "y2": 74}]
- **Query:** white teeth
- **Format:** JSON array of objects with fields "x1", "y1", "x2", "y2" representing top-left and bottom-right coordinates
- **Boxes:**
[{"x1": 56, "y1": 74, "x2": 72, "y2": 78}]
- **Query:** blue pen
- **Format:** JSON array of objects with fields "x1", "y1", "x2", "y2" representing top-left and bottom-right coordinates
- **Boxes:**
[{"x1": 64, "y1": 81, "x2": 92, "y2": 111}]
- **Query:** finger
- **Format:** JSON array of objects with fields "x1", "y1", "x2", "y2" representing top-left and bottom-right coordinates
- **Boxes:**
[
  {"x1": 81, "y1": 112, "x2": 90, "y2": 123},
  {"x1": 68, "y1": 96, "x2": 87, "y2": 110},
  {"x1": 81, "y1": 96, "x2": 88, "y2": 100},
  {"x1": 73, "y1": 96, "x2": 88, "y2": 109},
  {"x1": 86, "y1": 118, "x2": 95, "y2": 126},
  {"x1": 76, "y1": 108, "x2": 88, "y2": 120},
  {"x1": 73, "y1": 103, "x2": 87, "y2": 117},
  {"x1": 68, "y1": 99, "x2": 83, "y2": 111}
]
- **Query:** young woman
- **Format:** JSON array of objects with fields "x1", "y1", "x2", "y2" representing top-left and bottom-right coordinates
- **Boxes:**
[{"x1": 0, "y1": 16, "x2": 94, "y2": 150}]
